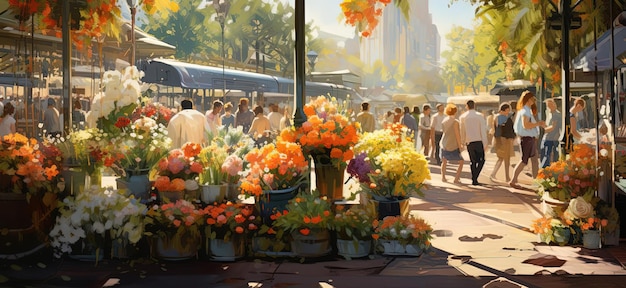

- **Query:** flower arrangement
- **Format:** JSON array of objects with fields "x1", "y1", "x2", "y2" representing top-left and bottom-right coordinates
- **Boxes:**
[
  {"x1": 144, "y1": 199, "x2": 205, "y2": 253},
  {"x1": 531, "y1": 216, "x2": 570, "y2": 245},
  {"x1": 240, "y1": 140, "x2": 309, "y2": 197},
  {"x1": 536, "y1": 144, "x2": 597, "y2": 202},
  {"x1": 153, "y1": 142, "x2": 203, "y2": 194},
  {"x1": 333, "y1": 204, "x2": 377, "y2": 241},
  {"x1": 348, "y1": 124, "x2": 430, "y2": 199},
  {"x1": 131, "y1": 101, "x2": 173, "y2": 127},
  {"x1": 48, "y1": 186, "x2": 146, "y2": 258},
  {"x1": 51, "y1": 128, "x2": 110, "y2": 176},
  {"x1": 562, "y1": 196, "x2": 606, "y2": 232},
  {"x1": 279, "y1": 96, "x2": 358, "y2": 169},
  {"x1": 0, "y1": 133, "x2": 61, "y2": 195},
  {"x1": 273, "y1": 190, "x2": 333, "y2": 236},
  {"x1": 198, "y1": 143, "x2": 229, "y2": 186},
  {"x1": 203, "y1": 202, "x2": 259, "y2": 240},
  {"x1": 372, "y1": 215, "x2": 433, "y2": 249}
]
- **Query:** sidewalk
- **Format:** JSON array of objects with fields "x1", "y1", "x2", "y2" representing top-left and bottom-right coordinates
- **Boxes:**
[{"x1": 2, "y1": 150, "x2": 626, "y2": 287}]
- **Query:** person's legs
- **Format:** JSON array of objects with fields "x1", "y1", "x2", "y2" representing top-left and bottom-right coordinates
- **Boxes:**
[
  {"x1": 441, "y1": 158, "x2": 448, "y2": 182},
  {"x1": 434, "y1": 132, "x2": 443, "y2": 165},
  {"x1": 491, "y1": 157, "x2": 502, "y2": 180},
  {"x1": 540, "y1": 139, "x2": 550, "y2": 168},
  {"x1": 503, "y1": 156, "x2": 511, "y2": 182},
  {"x1": 511, "y1": 137, "x2": 532, "y2": 186},
  {"x1": 467, "y1": 141, "x2": 481, "y2": 184},
  {"x1": 455, "y1": 159, "x2": 464, "y2": 183},
  {"x1": 476, "y1": 145, "x2": 486, "y2": 176}
]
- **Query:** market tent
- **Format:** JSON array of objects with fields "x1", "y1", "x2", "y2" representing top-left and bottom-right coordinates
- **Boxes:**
[{"x1": 572, "y1": 26, "x2": 626, "y2": 72}]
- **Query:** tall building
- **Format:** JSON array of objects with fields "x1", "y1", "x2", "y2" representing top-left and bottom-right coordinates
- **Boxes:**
[{"x1": 360, "y1": 0, "x2": 440, "y2": 74}]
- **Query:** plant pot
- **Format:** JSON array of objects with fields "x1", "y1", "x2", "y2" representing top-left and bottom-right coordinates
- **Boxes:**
[
  {"x1": 0, "y1": 193, "x2": 46, "y2": 257},
  {"x1": 159, "y1": 191, "x2": 184, "y2": 202},
  {"x1": 251, "y1": 236, "x2": 294, "y2": 257},
  {"x1": 201, "y1": 184, "x2": 226, "y2": 204},
  {"x1": 582, "y1": 230, "x2": 601, "y2": 249},
  {"x1": 258, "y1": 186, "x2": 299, "y2": 225},
  {"x1": 371, "y1": 197, "x2": 410, "y2": 220},
  {"x1": 553, "y1": 228, "x2": 571, "y2": 246},
  {"x1": 61, "y1": 166, "x2": 86, "y2": 196},
  {"x1": 86, "y1": 168, "x2": 102, "y2": 188},
  {"x1": 603, "y1": 227, "x2": 620, "y2": 246},
  {"x1": 313, "y1": 161, "x2": 345, "y2": 201},
  {"x1": 153, "y1": 234, "x2": 200, "y2": 261},
  {"x1": 379, "y1": 239, "x2": 422, "y2": 256},
  {"x1": 541, "y1": 193, "x2": 568, "y2": 216},
  {"x1": 226, "y1": 183, "x2": 241, "y2": 201},
  {"x1": 290, "y1": 229, "x2": 331, "y2": 258},
  {"x1": 68, "y1": 238, "x2": 105, "y2": 263},
  {"x1": 336, "y1": 239, "x2": 371, "y2": 258},
  {"x1": 208, "y1": 236, "x2": 246, "y2": 261},
  {"x1": 116, "y1": 169, "x2": 151, "y2": 202}
]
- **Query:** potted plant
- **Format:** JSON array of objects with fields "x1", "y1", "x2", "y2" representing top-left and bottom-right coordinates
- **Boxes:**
[
  {"x1": 240, "y1": 139, "x2": 309, "y2": 225},
  {"x1": 273, "y1": 190, "x2": 334, "y2": 258},
  {"x1": 531, "y1": 216, "x2": 571, "y2": 246},
  {"x1": 144, "y1": 199, "x2": 205, "y2": 260},
  {"x1": 333, "y1": 204, "x2": 377, "y2": 258},
  {"x1": 202, "y1": 202, "x2": 259, "y2": 260},
  {"x1": 562, "y1": 195, "x2": 609, "y2": 249},
  {"x1": 197, "y1": 143, "x2": 229, "y2": 204},
  {"x1": 372, "y1": 215, "x2": 433, "y2": 256},
  {"x1": 279, "y1": 96, "x2": 359, "y2": 201},
  {"x1": 207, "y1": 126, "x2": 254, "y2": 201},
  {"x1": 48, "y1": 186, "x2": 146, "y2": 263},
  {"x1": 348, "y1": 124, "x2": 430, "y2": 219},
  {"x1": 153, "y1": 142, "x2": 203, "y2": 202}
]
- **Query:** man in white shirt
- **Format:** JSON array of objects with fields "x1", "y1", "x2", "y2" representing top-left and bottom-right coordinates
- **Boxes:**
[
  {"x1": 168, "y1": 100, "x2": 209, "y2": 148},
  {"x1": 419, "y1": 105, "x2": 432, "y2": 157},
  {"x1": 267, "y1": 103, "x2": 283, "y2": 133},
  {"x1": 459, "y1": 100, "x2": 488, "y2": 186},
  {"x1": 355, "y1": 102, "x2": 376, "y2": 133},
  {"x1": 430, "y1": 103, "x2": 445, "y2": 165}
]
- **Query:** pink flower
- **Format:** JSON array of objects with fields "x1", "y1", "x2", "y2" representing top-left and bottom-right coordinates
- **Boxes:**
[
  {"x1": 168, "y1": 157, "x2": 186, "y2": 174},
  {"x1": 222, "y1": 155, "x2": 243, "y2": 176}
]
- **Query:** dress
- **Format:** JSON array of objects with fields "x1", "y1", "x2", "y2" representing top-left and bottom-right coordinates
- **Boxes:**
[{"x1": 440, "y1": 117, "x2": 463, "y2": 161}]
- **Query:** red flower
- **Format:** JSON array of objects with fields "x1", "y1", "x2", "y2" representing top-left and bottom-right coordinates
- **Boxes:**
[
  {"x1": 299, "y1": 228, "x2": 310, "y2": 236},
  {"x1": 114, "y1": 117, "x2": 131, "y2": 128}
]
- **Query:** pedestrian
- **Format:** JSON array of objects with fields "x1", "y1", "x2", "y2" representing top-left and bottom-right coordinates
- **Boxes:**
[
  {"x1": 249, "y1": 105, "x2": 271, "y2": 147},
  {"x1": 489, "y1": 103, "x2": 515, "y2": 183},
  {"x1": 569, "y1": 97, "x2": 586, "y2": 144},
  {"x1": 411, "y1": 106, "x2": 420, "y2": 124},
  {"x1": 430, "y1": 103, "x2": 444, "y2": 165},
  {"x1": 385, "y1": 110, "x2": 394, "y2": 127},
  {"x1": 43, "y1": 98, "x2": 61, "y2": 138},
  {"x1": 439, "y1": 103, "x2": 464, "y2": 184},
  {"x1": 419, "y1": 104, "x2": 432, "y2": 157},
  {"x1": 279, "y1": 106, "x2": 292, "y2": 130},
  {"x1": 393, "y1": 107, "x2": 403, "y2": 123},
  {"x1": 267, "y1": 103, "x2": 283, "y2": 133},
  {"x1": 0, "y1": 102, "x2": 16, "y2": 138},
  {"x1": 72, "y1": 99, "x2": 86, "y2": 130},
  {"x1": 540, "y1": 99, "x2": 561, "y2": 168},
  {"x1": 356, "y1": 102, "x2": 376, "y2": 133},
  {"x1": 235, "y1": 98, "x2": 255, "y2": 133},
  {"x1": 459, "y1": 100, "x2": 488, "y2": 186},
  {"x1": 486, "y1": 110, "x2": 495, "y2": 148},
  {"x1": 167, "y1": 99, "x2": 209, "y2": 148},
  {"x1": 529, "y1": 103, "x2": 541, "y2": 178},
  {"x1": 509, "y1": 91, "x2": 546, "y2": 189},
  {"x1": 401, "y1": 106, "x2": 418, "y2": 145},
  {"x1": 220, "y1": 102, "x2": 235, "y2": 130}
]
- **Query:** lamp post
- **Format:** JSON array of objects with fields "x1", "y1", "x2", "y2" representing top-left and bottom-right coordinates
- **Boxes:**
[
  {"x1": 213, "y1": 0, "x2": 230, "y2": 102},
  {"x1": 127, "y1": 0, "x2": 137, "y2": 66},
  {"x1": 252, "y1": 19, "x2": 262, "y2": 73},
  {"x1": 307, "y1": 50, "x2": 318, "y2": 80}
]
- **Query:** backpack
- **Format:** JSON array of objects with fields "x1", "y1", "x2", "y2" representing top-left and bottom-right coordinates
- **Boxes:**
[{"x1": 500, "y1": 115, "x2": 516, "y2": 139}]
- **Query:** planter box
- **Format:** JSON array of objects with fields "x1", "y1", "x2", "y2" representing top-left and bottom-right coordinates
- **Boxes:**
[{"x1": 336, "y1": 239, "x2": 371, "y2": 258}]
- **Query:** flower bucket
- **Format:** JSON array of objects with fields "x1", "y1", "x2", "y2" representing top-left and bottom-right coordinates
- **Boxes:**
[
  {"x1": 116, "y1": 169, "x2": 151, "y2": 202},
  {"x1": 336, "y1": 239, "x2": 371, "y2": 258},
  {"x1": 61, "y1": 166, "x2": 86, "y2": 196},
  {"x1": 290, "y1": 229, "x2": 331, "y2": 258},
  {"x1": 86, "y1": 168, "x2": 102, "y2": 188},
  {"x1": 226, "y1": 183, "x2": 241, "y2": 201},
  {"x1": 541, "y1": 193, "x2": 568, "y2": 216},
  {"x1": 313, "y1": 162, "x2": 345, "y2": 201},
  {"x1": 68, "y1": 238, "x2": 105, "y2": 263},
  {"x1": 0, "y1": 193, "x2": 46, "y2": 257},
  {"x1": 251, "y1": 236, "x2": 294, "y2": 257},
  {"x1": 553, "y1": 228, "x2": 571, "y2": 246},
  {"x1": 379, "y1": 240, "x2": 423, "y2": 256},
  {"x1": 159, "y1": 191, "x2": 184, "y2": 202},
  {"x1": 371, "y1": 197, "x2": 410, "y2": 220},
  {"x1": 582, "y1": 230, "x2": 601, "y2": 249},
  {"x1": 258, "y1": 186, "x2": 299, "y2": 225},
  {"x1": 201, "y1": 184, "x2": 226, "y2": 204},
  {"x1": 208, "y1": 236, "x2": 246, "y2": 261},
  {"x1": 153, "y1": 234, "x2": 200, "y2": 261},
  {"x1": 603, "y1": 228, "x2": 620, "y2": 246}
]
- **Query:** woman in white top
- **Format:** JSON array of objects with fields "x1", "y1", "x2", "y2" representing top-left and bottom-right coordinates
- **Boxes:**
[
  {"x1": 248, "y1": 105, "x2": 271, "y2": 146},
  {"x1": 0, "y1": 102, "x2": 16, "y2": 138}
]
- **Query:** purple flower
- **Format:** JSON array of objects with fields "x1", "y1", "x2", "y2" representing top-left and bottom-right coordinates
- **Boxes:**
[{"x1": 347, "y1": 153, "x2": 372, "y2": 183}]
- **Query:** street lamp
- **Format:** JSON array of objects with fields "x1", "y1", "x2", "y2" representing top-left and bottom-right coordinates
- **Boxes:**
[
  {"x1": 307, "y1": 50, "x2": 318, "y2": 80},
  {"x1": 213, "y1": 0, "x2": 230, "y2": 102},
  {"x1": 127, "y1": 0, "x2": 137, "y2": 66}
]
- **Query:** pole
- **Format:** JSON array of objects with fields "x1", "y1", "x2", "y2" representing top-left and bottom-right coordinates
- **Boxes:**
[
  {"x1": 221, "y1": 22, "x2": 226, "y2": 103},
  {"x1": 293, "y1": 0, "x2": 306, "y2": 127},
  {"x1": 130, "y1": 5, "x2": 136, "y2": 66},
  {"x1": 559, "y1": 0, "x2": 572, "y2": 155},
  {"x1": 62, "y1": 0, "x2": 71, "y2": 135}
]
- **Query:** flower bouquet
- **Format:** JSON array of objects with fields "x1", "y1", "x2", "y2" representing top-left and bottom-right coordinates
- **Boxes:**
[
  {"x1": 198, "y1": 143, "x2": 229, "y2": 186},
  {"x1": 203, "y1": 202, "x2": 259, "y2": 260},
  {"x1": 531, "y1": 216, "x2": 571, "y2": 245},
  {"x1": 273, "y1": 190, "x2": 334, "y2": 257},
  {"x1": 333, "y1": 204, "x2": 377, "y2": 258},
  {"x1": 536, "y1": 144, "x2": 597, "y2": 202},
  {"x1": 49, "y1": 186, "x2": 146, "y2": 262},
  {"x1": 144, "y1": 199, "x2": 205, "y2": 260},
  {"x1": 153, "y1": 142, "x2": 203, "y2": 202},
  {"x1": 131, "y1": 101, "x2": 173, "y2": 127},
  {"x1": 372, "y1": 215, "x2": 433, "y2": 256},
  {"x1": 51, "y1": 128, "x2": 110, "y2": 178},
  {"x1": 348, "y1": 124, "x2": 429, "y2": 218}
]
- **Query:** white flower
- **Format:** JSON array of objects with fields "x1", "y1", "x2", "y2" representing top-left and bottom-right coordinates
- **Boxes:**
[
  {"x1": 185, "y1": 179, "x2": 199, "y2": 191},
  {"x1": 566, "y1": 196, "x2": 594, "y2": 219}
]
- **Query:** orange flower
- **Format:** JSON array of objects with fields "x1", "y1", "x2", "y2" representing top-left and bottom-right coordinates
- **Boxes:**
[
  {"x1": 299, "y1": 228, "x2": 311, "y2": 236},
  {"x1": 310, "y1": 215, "x2": 322, "y2": 224}
]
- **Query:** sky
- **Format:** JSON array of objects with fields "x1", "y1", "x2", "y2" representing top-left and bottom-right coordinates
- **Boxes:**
[{"x1": 295, "y1": 0, "x2": 476, "y2": 54}]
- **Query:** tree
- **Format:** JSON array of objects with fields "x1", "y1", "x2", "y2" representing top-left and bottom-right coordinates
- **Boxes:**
[{"x1": 441, "y1": 26, "x2": 481, "y2": 94}]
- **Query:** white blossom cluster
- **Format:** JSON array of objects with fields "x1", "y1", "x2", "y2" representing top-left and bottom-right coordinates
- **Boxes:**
[{"x1": 86, "y1": 66, "x2": 144, "y2": 127}]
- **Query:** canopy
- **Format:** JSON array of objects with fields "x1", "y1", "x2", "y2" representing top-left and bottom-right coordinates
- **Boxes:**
[
  {"x1": 572, "y1": 26, "x2": 626, "y2": 72},
  {"x1": 489, "y1": 80, "x2": 535, "y2": 95}
]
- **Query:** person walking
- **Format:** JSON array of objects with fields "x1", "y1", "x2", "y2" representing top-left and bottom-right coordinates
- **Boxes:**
[
  {"x1": 267, "y1": 104, "x2": 283, "y2": 133},
  {"x1": 540, "y1": 99, "x2": 561, "y2": 168},
  {"x1": 205, "y1": 100, "x2": 223, "y2": 135},
  {"x1": 509, "y1": 91, "x2": 546, "y2": 189},
  {"x1": 355, "y1": 102, "x2": 376, "y2": 133},
  {"x1": 249, "y1": 105, "x2": 271, "y2": 146},
  {"x1": 235, "y1": 98, "x2": 255, "y2": 133},
  {"x1": 393, "y1": 107, "x2": 403, "y2": 123},
  {"x1": 489, "y1": 103, "x2": 515, "y2": 183},
  {"x1": 400, "y1": 106, "x2": 418, "y2": 145},
  {"x1": 430, "y1": 103, "x2": 445, "y2": 165},
  {"x1": 43, "y1": 98, "x2": 61, "y2": 137},
  {"x1": 220, "y1": 102, "x2": 235, "y2": 130},
  {"x1": 569, "y1": 98, "x2": 586, "y2": 144},
  {"x1": 439, "y1": 103, "x2": 464, "y2": 184},
  {"x1": 0, "y1": 102, "x2": 16, "y2": 137},
  {"x1": 419, "y1": 104, "x2": 432, "y2": 157},
  {"x1": 167, "y1": 100, "x2": 209, "y2": 148},
  {"x1": 71, "y1": 99, "x2": 86, "y2": 130},
  {"x1": 459, "y1": 100, "x2": 488, "y2": 186}
]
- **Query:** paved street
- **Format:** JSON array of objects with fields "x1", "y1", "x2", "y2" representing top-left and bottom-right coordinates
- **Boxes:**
[{"x1": 2, "y1": 149, "x2": 626, "y2": 287}]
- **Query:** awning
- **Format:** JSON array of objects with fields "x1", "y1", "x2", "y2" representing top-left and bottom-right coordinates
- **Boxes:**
[
  {"x1": 489, "y1": 80, "x2": 535, "y2": 95},
  {"x1": 572, "y1": 26, "x2": 626, "y2": 72}
]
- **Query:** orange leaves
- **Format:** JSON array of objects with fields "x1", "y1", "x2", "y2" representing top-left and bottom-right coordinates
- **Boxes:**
[{"x1": 340, "y1": 0, "x2": 390, "y2": 37}]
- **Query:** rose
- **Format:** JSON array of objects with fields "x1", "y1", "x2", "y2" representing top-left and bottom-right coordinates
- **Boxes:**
[{"x1": 566, "y1": 196, "x2": 594, "y2": 219}]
